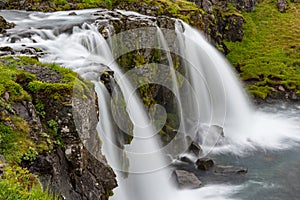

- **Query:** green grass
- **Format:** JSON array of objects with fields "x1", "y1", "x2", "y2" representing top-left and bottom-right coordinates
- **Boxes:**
[{"x1": 225, "y1": 0, "x2": 300, "y2": 99}]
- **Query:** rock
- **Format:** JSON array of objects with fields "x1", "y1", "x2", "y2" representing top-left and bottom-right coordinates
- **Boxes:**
[
  {"x1": 173, "y1": 170, "x2": 202, "y2": 189},
  {"x1": 278, "y1": 85, "x2": 285, "y2": 92},
  {"x1": 277, "y1": 0, "x2": 288, "y2": 12},
  {"x1": 0, "y1": 154, "x2": 7, "y2": 164},
  {"x1": 196, "y1": 157, "x2": 214, "y2": 170},
  {"x1": 221, "y1": 14, "x2": 245, "y2": 42},
  {"x1": 202, "y1": 0, "x2": 213, "y2": 14},
  {"x1": 188, "y1": 141, "x2": 203, "y2": 156},
  {"x1": 0, "y1": 46, "x2": 13, "y2": 52},
  {"x1": 229, "y1": 0, "x2": 256, "y2": 12},
  {"x1": 214, "y1": 165, "x2": 248, "y2": 174},
  {"x1": 68, "y1": 12, "x2": 77, "y2": 16},
  {"x1": 0, "y1": 0, "x2": 8, "y2": 9},
  {"x1": 0, "y1": 16, "x2": 15, "y2": 34},
  {"x1": 179, "y1": 155, "x2": 194, "y2": 164}
]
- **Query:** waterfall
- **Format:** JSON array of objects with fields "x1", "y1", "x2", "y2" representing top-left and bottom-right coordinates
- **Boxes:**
[{"x1": 1, "y1": 9, "x2": 300, "y2": 200}]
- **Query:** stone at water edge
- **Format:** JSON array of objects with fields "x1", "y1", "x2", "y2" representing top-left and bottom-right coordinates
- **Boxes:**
[
  {"x1": 196, "y1": 157, "x2": 214, "y2": 170},
  {"x1": 188, "y1": 141, "x2": 203, "y2": 156},
  {"x1": 178, "y1": 155, "x2": 195, "y2": 164},
  {"x1": 173, "y1": 170, "x2": 202, "y2": 189},
  {"x1": 214, "y1": 165, "x2": 248, "y2": 174}
]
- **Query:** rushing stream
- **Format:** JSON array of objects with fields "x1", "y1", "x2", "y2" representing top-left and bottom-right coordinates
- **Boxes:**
[{"x1": 1, "y1": 9, "x2": 300, "y2": 200}]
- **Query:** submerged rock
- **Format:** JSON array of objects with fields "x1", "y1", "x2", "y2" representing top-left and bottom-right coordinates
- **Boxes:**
[
  {"x1": 173, "y1": 170, "x2": 202, "y2": 189},
  {"x1": 214, "y1": 165, "x2": 248, "y2": 174},
  {"x1": 196, "y1": 157, "x2": 214, "y2": 170}
]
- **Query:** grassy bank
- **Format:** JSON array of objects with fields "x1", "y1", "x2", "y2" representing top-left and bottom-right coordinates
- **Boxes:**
[{"x1": 225, "y1": 0, "x2": 300, "y2": 100}]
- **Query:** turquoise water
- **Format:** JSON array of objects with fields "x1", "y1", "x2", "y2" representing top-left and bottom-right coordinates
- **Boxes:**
[{"x1": 215, "y1": 104, "x2": 300, "y2": 200}]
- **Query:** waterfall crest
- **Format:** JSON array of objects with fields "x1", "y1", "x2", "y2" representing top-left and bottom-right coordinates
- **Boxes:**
[{"x1": 1, "y1": 9, "x2": 300, "y2": 200}]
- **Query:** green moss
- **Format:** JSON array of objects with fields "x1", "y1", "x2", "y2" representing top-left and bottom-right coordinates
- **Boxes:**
[{"x1": 225, "y1": 0, "x2": 300, "y2": 99}]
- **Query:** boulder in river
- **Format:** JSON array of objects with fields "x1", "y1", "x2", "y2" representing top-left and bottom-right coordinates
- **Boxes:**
[
  {"x1": 188, "y1": 141, "x2": 203, "y2": 156},
  {"x1": 196, "y1": 157, "x2": 214, "y2": 170},
  {"x1": 214, "y1": 165, "x2": 248, "y2": 174},
  {"x1": 173, "y1": 170, "x2": 202, "y2": 189}
]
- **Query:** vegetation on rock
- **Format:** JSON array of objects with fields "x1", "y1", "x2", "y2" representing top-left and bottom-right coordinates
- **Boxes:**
[{"x1": 0, "y1": 56, "x2": 107, "y2": 199}]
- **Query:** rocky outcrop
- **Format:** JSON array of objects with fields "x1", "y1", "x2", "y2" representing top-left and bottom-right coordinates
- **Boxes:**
[
  {"x1": 196, "y1": 158, "x2": 214, "y2": 170},
  {"x1": 173, "y1": 170, "x2": 202, "y2": 189},
  {"x1": 190, "y1": 0, "x2": 256, "y2": 12},
  {"x1": 0, "y1": 16, "x2": 15, "y2": 34},
  {"x1": 229, "y1": 0, "x2": 256, "y2": 12},
  {"x1": 0, "y1": 56, "x2": 117, "y2": 200}
]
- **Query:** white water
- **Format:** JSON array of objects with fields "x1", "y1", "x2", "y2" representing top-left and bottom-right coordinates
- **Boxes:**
[{"x1": 1, "y1": 9, "x2": 300, "y2": 200}]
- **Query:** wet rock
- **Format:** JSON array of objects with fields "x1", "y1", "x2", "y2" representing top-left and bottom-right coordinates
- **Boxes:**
[
  {"x1": 0, "y1": 46, "x2": 13, "y2": 52},
  {"x1": 0, "y1": 16, "x2": 15, "y2": 34},
  {"x1": 277, "y1": 0, "x2": 288, "y2": 12},
  {"x1": 188, "y1": 141, "x2": 203, "y2": 156},
  {"x1": 214, "y1": 165, "x2": 248, "y2": 174},
  {"x1": 196, "y1": 157, "x2": 214, "y2": 170},
  {"x1": 179, "y1": 155, "x2": 195, "y2": 164},
  {"x1": 68, "y1": 12, "x2": 77, "y2": 16},
  {"x1": 173, "y1": 170, "x2": 202, "y2": 189}
]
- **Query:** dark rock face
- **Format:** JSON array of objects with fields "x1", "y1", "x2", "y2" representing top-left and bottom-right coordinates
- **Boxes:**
[
  {"x1": 0, "y1": 0, "x2": 8, "y2": 9},
  {"x1": 196, "y1": 158, "x2": 214, "y2": 170},
  {"x1": 0, "y1": 16, "x2": 15, "y2": 34},
  {"x1": 221, "y1": 14, "x2": 245, "y2": 42},
  {"x1": 277, "y1": 0, "x2": 288, "y2": 12},
  {"x1": 214, "y1": 165, "x2": 248, "y2": 174},
  {"x1": 173, "y1": 170, "x2": 202, "y2": 189},
  {"x1": 229, "y1": 0, "x2": 256, "y2": 12},
  {"x1": 188, "y1": 141, "x2": 203, "y2": 156}
]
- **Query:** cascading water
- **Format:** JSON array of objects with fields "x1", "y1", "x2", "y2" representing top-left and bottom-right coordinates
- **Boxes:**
[{"x1": 1, "y1": 9, "x2": 300, "y2": 200}]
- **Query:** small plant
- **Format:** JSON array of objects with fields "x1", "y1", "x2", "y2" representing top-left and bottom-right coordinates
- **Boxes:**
[
  {"x1": 35, "y1": 99, "x2": 46, "y2": 118},
  {"x1": 22, "y1": 147, "x2": 38, "y2": 162},
  {"x1": 47, "y1": 119, "x2": 63, "y2": 146}
]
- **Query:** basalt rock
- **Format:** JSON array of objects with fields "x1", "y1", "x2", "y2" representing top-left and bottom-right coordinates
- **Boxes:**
[
  {"x1": 0, "y1": 16, "x2": 15, "y2": 34},
  {"x1": 214, "y1": 165, "x2": 248, "y2": 174},
  {"x1": 196, "y1": 158, "x2": 214, "y2": 170},
  {"x1": 188, "y1": 141, "x2": 203, "y2": 156},
  {"x1": 173, "y1": 169, "x2": 202, "y2": 189}
]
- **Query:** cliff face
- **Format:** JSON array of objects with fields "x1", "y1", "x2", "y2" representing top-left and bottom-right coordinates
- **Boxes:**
[{"x1": 0, "y1": 56, "x2": 117, "y2": 199}]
